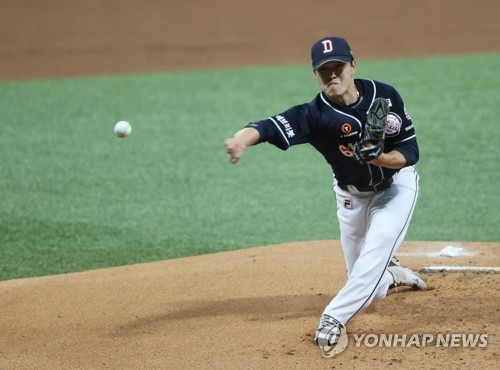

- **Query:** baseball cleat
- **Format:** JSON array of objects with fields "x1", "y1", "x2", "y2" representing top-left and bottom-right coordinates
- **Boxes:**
[
  {"x1": 388, "y1": 256, "x2": 401, "y2": 267},
  {"x1": 314, "y1": 314, "x2": 343, "y2": 346},
  {"x1": 387, "y1": 264, "x2": 427, "y2": 290}
]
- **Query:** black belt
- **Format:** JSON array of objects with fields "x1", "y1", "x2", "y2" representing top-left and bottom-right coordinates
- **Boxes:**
[{"x1": 339, "y1": 177, "x2": 394, "y2": 193}]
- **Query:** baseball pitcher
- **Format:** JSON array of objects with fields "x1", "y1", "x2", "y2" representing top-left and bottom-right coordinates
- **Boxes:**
[{"x1": 224, "y1": 36, "x2": 427, "y2": 348}]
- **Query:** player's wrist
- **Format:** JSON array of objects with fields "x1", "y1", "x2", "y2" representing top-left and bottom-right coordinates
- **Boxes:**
[
  {"x1": 368, "y1": 152, "x2": 406, "y2": 169},
  {"x1": 234, "y1": 127, "x2": 260, "y2": 147}
]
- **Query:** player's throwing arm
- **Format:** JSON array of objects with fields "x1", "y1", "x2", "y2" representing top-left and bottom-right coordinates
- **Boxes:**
[{"x1": 224, "y1": 127, "x2": 260, "y2": 164}]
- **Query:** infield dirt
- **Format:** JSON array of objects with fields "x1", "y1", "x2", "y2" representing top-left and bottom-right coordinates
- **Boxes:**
[{"x1": 1, "y1": 0, "x2": 499, "y2": 369}]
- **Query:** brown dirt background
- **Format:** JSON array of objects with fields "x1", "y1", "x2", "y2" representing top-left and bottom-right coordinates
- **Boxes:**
[{"x1": 1, "y1": 0, "x2": 499, "y2": 369}]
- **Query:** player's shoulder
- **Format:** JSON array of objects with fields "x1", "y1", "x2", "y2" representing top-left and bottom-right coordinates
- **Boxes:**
[
  {"x1": 358, "y1": 79, "x2": 398, "y2": 95},
  {"x1": 359, "y1": 79, "x2": 403, "y2": 108},
  {"x1": 308, "y1": 92, "x2": 329, "y2": 113},
  {"x1": 354, "y1": 79, "x2": 388, "y2": 100}
]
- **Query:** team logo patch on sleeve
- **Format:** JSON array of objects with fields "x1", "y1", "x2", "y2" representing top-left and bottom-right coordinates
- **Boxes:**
[{"x1": 385, "y1": 112, "x2": 402, "y2": 137}]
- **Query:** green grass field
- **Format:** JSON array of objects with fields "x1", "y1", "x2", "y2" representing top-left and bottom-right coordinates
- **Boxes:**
[{"x1": 1, "y1": 53, "x2": 499, "y2": 280}]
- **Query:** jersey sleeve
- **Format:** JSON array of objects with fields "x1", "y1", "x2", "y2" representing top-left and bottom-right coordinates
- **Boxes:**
[
  {"x1": 244, "y1": 102, "x2": 316, "y2": 150},
  {"x1": 385, "y1": 88, "x2": 419, "y2": 166}
]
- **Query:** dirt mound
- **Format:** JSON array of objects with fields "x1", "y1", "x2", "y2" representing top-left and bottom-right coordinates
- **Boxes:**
[{"x1": 1, "y1": 241, "x2": 499, "y2": 368}]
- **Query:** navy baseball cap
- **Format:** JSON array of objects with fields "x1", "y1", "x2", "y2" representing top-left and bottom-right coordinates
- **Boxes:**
[{"x1": 311, "y1": 36, "x2": 353, "y2": 70}]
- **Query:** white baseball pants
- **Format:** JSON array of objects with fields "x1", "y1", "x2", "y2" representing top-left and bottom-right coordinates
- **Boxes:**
[{"x1": 323, "y1": 166, "x2": 419, "y2": 325}]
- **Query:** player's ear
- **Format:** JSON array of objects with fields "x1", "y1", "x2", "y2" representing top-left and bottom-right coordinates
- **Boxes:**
[
  {"x1": 350, "y1": 59, "x2": 357, "y2": 74},
  {"x1": 313, "y1": 69, "x2": 320, "y2": 81}
]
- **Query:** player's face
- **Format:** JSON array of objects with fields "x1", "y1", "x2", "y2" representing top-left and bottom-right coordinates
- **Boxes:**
[{"x1": 314, "y1": 60, "x2": 357, "y2": 103}]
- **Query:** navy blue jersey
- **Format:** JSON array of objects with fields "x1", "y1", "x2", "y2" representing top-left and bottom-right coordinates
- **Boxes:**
[{"x1": 245, "y1": 79, "x2": 418, "y2": 187}]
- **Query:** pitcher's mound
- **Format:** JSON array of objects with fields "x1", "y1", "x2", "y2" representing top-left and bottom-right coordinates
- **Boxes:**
[{"x1": 1, "y1": 240, "x2": 498, "y2": 369}]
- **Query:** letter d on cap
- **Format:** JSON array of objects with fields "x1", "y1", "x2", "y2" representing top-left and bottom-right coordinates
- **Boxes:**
[{"x1": 322, "y1": 40, "x2": 333, "y2": 53}]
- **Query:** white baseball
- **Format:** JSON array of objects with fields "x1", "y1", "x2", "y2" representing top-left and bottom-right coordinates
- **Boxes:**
[{"x1": 114, "y1": 121, "x2": 132, "y2": 138}]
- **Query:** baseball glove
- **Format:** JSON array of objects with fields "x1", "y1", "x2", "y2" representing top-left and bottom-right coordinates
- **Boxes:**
[{"x1": 353, "y1": 98, "x2": 389, "y2": 164}]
